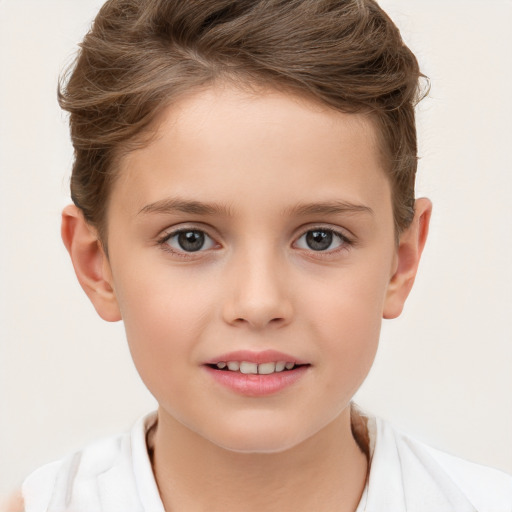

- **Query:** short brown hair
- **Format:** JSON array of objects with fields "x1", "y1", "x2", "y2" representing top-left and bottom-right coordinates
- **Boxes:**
[{"x1": 59, "y1": 0, "x2": 427, "y2": 242}]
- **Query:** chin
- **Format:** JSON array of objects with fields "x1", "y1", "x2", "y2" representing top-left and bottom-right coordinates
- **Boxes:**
[
  {"x1": 201, "y1": 419, "x2": 315, "y2": 455},
  {"x1": 215, "y1": 436, "x2": 302, "y2": 455}
]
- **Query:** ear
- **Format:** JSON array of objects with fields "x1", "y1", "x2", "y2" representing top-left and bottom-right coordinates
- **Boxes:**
[
  {"x1": 61, "y1": 205, "x2": 122, "y2": 322},
  {"x1": 383, "y1": 198, "x2": 432, "y2": 319}
]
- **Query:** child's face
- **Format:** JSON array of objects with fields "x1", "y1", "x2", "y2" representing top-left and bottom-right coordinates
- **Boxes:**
[{"x1": 102, "y1": 85, "x2": 400, "y2": 453}]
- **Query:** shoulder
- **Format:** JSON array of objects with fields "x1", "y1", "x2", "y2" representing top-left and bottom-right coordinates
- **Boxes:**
[
  {"x1": 365, "y1": 415, "x2": 512, "y2": 512},
  {"x1": 21, "y1": 434, "x2": 127, "y2": 512},
  {"x1": 423, "y1": 440, "x2": 512, "y2": 511},
  {"x1": 21, "y1": 412, "x2": 160, "y2": 512},
  {"x1": 0, "y1": 490, "x2": 24, "y2": 512}
]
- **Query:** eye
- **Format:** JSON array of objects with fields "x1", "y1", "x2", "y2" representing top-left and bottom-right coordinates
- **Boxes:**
[
  {"x1": 294, "y1": 228, "x2": 348, "y2": 252},
  {"x1": 163, "y1": 229, "x2": 217, "y2": 253}
]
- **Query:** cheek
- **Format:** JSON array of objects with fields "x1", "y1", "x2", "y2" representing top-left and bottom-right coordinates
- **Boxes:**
[
  {"x1": 302, "y1": 263, "x2": 390, "y2": 385},
  {"x1": 303, "y1": 256, "x2": 390, "y2": 329},
  {"x1": 112, "y1": 268, "x2": 217, "y2": 383},
  {"x1": 116, "y1": 262, "x2": 217, "y2": 329},
  {"x1": 313, "y1": 292, "x2": 381, "y2": 374}
]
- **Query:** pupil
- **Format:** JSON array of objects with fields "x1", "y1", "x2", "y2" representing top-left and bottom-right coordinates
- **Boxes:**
[
  {"x1": 306, "y1": 230, "x2": 332, "y2": 251},
  {"x1": 178, "y1": 231, "x2": 204, "y2": 252}
]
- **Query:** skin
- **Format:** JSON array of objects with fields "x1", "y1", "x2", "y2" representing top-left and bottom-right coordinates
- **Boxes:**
[
  {"x1": 0, "y1": 491, "x2": 23, "y2": 512},
  {"x1": 62, "y1": 84, "x2": 431, "y2": 511}
]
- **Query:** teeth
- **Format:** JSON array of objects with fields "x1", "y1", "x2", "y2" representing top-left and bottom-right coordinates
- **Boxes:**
[
  {"x1": 216, "y1": 361, "x2": 298, "y2": 374},
  {"x1": 240, "y1": 362, "x2": 258, "y2": 374},
  {"x1": 275, "y1": 361, "x2": 286, "y2": 372},
  {"x1": 258, "y1": 362, "x2": 276, "y2": 375}
]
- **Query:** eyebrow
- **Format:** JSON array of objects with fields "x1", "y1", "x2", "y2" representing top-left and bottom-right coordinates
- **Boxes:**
[
  {"x1": 138, "y1": 197, "x2": 233, "y2": 216},
  {"x1": 284, "y1": 200, "x2": 374, "y2": 217},
  {"x1": 138, "y1": 197, "x2": 373, "y2": 218}
]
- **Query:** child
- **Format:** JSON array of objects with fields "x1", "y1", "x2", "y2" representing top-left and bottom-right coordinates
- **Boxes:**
[{"x1": 16, "y1": 0, "x2": 512, "y2": 510}]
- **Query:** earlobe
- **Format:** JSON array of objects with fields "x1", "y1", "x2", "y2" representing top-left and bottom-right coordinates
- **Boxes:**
[
  {"x1": 383, "y1": 198, "x2": 432, "y2": 319},
  {"x1": 61, "y1": 205, "x2": 122, "y2": 322}
]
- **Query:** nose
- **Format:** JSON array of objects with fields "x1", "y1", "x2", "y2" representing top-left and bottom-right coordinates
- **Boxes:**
[{"x1": 221, "y1": 248, "x2": 293, "y2": 330}]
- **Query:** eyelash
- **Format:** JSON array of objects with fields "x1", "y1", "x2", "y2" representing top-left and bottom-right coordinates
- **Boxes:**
[
  {"x1": 156, "y1": 226, "x2": 354, "y2": 258},
  {"x1": 294, "y1": 227, "x2": 354, "y2": 255},
  {"x1": 156, "y1": 228, "x2": 218, "y2": 258}
]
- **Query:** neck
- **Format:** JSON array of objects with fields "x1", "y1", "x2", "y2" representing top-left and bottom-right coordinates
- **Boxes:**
[{"x1": 150, "y1": 406, "x2": 368, "y2": 512}]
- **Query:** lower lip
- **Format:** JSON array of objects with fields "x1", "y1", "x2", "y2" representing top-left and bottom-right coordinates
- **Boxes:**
[{"x1": 203, "y1": 365, "x2": 309, "y2": 397}]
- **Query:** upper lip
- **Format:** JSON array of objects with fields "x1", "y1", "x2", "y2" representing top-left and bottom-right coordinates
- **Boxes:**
[{"x1": 203, "y1": 349, "x2": 309, "y2": 365}]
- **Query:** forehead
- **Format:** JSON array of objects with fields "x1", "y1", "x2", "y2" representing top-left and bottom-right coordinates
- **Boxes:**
[{"x1": 112, "y1": 85, "x2": 392, "y2": 223}]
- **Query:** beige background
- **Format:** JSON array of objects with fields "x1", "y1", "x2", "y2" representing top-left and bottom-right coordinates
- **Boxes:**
[{"x1": 1, "y1": 0, "x2": 511, "y2": 495}]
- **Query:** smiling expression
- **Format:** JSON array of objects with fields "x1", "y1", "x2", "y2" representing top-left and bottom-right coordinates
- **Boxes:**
[{"x1": 102, "y1": 84, "x2": 399, "y2": 453}]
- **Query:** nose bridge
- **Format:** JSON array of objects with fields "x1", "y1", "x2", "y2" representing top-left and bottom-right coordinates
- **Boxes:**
[{"x1": 222, "y1": 239, "x2": 292, "y2": 329}]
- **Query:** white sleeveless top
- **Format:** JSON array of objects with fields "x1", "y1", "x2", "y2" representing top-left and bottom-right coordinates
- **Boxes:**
[{"x1": 22, "y1": 412, "x2": 512, "y2": 512}]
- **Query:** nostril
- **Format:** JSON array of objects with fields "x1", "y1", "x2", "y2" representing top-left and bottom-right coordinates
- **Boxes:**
[
  {"x1": 222, "y1": 288, "x2": 293, "y2": 329},
  {"x1": 232, "y1": 316, "x2": 287, "y2": 327}
]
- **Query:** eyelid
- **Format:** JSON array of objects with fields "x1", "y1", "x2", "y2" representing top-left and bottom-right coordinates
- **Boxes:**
[
  {"x1": 157, "y1": 222, "x2": 219, "y2": 241},
  {"x1": 156, "y1": 224, "x2": 221, "y2": 256},
  {"x1": 155, "y1": 222, "x2": 355, "y2": 257},
  {"x1": 292, "y1": 225, "x2": 355, "y2": 253},
  {"x1": 294, "y1": 223, "x2": 354, "y2": 241}
]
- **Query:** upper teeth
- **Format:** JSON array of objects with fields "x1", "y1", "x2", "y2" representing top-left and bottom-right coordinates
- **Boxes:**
[{"x1": 217, "y1": 361, "x2": 296, "y2": 374}]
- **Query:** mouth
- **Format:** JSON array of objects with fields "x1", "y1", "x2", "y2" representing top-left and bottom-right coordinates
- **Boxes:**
[
  {"x1": 206, "y1": 361, "x2": 308, "y2": 375},
  {"x1": 203, "y1": 350, "x2": 311, "y2": 396}
]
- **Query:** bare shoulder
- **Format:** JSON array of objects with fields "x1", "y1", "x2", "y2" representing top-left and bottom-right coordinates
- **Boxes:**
[{"x1": 0, "y1": 491, "x2": 24, "y2": 512}]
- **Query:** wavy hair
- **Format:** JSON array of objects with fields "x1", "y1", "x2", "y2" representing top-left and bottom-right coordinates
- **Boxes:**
[{"x1": 59, "y1": 0, "x2": 428, "y2": 242}]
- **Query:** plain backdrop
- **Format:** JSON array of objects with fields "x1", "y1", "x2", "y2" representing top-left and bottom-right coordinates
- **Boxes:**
[{"x1": 1, "y1": 0, "x2": 511, "y2": 497}]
